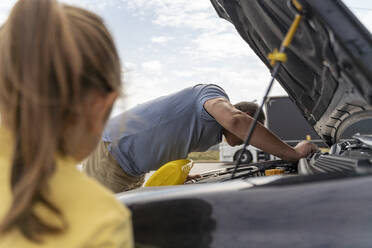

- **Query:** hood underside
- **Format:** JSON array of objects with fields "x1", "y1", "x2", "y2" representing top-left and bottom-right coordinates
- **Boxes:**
[{"x1": 211, "y1": 0, "x2": 372, "y2": 146}]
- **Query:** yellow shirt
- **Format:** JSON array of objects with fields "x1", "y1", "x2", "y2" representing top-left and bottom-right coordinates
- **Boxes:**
[{"x1": 0, "y1": 129, "x2": 134, "y2": 248}]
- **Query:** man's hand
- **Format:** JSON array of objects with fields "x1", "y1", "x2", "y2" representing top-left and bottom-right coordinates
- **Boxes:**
[
  {"x1": 292, "y1": 141, "x2": 318, "y2": 161},
  {"x1": 204, "y1": 98, "x2": 319, "y2": 162}
]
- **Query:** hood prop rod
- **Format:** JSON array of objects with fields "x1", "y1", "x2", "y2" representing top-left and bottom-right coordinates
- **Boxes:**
[{"x1": 231, "y1": 0, "x2": 303, "y2": 179}]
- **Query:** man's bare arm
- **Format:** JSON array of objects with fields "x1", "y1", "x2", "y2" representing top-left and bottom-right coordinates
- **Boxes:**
[{"x1": 204, "y1": 98, "x2": 317, "y2": 161}]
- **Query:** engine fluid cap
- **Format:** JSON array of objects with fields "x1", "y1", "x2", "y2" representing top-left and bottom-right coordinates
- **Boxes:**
[{"x1": 265, "y1": 169, "x2": 285, "y2": 176}]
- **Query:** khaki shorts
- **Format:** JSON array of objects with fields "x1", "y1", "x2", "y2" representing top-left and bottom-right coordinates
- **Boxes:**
[{"x1": 82, "y1": 140, "x2": 145, "y2": 193}]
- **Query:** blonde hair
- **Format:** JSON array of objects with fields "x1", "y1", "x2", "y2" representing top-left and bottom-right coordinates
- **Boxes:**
[{"x1": 0, "y1": 0, "x2": 121, "y2": 241}]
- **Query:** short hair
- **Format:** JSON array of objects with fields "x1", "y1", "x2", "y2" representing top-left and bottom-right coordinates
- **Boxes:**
[{"x1": 234, "y1": 101, "x2": 266, "y2": 124}]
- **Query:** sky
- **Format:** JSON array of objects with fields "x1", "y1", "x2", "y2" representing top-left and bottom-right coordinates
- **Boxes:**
[{"x1": 0, "y1": 0, "x2": 371, "y2": 116}]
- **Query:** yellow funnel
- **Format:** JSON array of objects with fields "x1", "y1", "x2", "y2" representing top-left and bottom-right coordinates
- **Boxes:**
[{"x1": 145, "y1": 159, "x2": 194, "y2": 187}]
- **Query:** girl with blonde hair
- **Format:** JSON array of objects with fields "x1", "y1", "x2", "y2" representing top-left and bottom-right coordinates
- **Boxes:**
[{"x1": 0, "y1": 0, "x2": 133, "y2": 247}]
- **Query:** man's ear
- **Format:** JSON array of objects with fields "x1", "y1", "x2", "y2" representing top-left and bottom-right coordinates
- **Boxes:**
[{"x1": 86, "y1": 91, "x2": 118, "y2": 133}]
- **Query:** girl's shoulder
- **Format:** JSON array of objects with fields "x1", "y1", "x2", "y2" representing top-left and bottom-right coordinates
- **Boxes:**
[{"x1": 47, "y1": 160, "x2": 134, "y2": 247}]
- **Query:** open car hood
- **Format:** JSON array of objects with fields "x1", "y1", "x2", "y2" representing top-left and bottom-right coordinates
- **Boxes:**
[{"x1": 211, "y1": 0, "x2": 372, "y2": 146}]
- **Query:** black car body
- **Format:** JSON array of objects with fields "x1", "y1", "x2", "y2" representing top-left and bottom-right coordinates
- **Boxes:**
[{"x1": 117, "y1": 1, "x2": 372, "y2": 247}]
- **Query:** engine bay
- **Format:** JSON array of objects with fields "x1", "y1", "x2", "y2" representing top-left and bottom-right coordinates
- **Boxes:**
[
  {"x1": 186, "y1": 160, "x2": 297, "y2": 184},
  {"x1": 187, "y1": 134, "x2": 372, "y2": 184},
  {"x1": 299, "y1": 135, "x2": 372, "y2": 175}
]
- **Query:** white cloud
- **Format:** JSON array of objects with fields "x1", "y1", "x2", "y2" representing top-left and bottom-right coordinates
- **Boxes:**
[
  {"x1": 153, "y1": 10, "x2": 227, "y2": 31},
  {"x1": 123, "y1": 61, "x2": 137, "y2": 71},
  {"x1": 151, "y1": 35, "x2": 174, "y2": 45},
  {"x1": 170, "y1": 65, "x2": 284, "y2": 101},
  {"x1": 358, "y1": 12, "x2": 372, "y2": 32},
  {"x1": 60, "y1": 0, "x2": 115, "y2": 11},
  {"x1": 114, "y1": 67, "x2": 179, "y2": 114},
  {"x1": 141, "y1": 60, "x2": 163, "y2": 74},
  {"x1": 184, "y1": 32, "x2": 256, "y2": 60},
  {"x1": 123, "y1": 0, "x2": 230, "y2": 32},
  {"x1": 115, "y1": 58, "x2": 287, "y2": 114},
  {"x1": 125, "y1": 0, "x2": 211, "y2": 12}
]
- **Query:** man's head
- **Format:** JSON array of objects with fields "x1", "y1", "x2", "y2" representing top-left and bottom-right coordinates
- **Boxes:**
[
  {"x1": 234, "y1": 101, "x2": 266, "y2": 124},
  {"x1": 223, "y1": 101, "x2": 266, "y2": 146}
]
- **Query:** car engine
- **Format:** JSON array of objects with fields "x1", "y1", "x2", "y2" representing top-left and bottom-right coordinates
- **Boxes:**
[
  {"x1": 299, "y1": 135, "x2": 372, "y2": 175},
  {"x1": 186, "y1": 134, "x2": 372, "y2": 184}
]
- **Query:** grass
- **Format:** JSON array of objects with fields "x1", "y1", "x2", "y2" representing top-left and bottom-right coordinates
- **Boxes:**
[{"x1": 187, "y1": 150, "x2": 220, "y2": 162}]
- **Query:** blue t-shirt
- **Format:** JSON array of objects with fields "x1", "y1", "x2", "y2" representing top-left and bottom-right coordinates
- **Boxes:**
[{"x1": 102, "y1": 84, "x2": 229, "y2": 176}]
